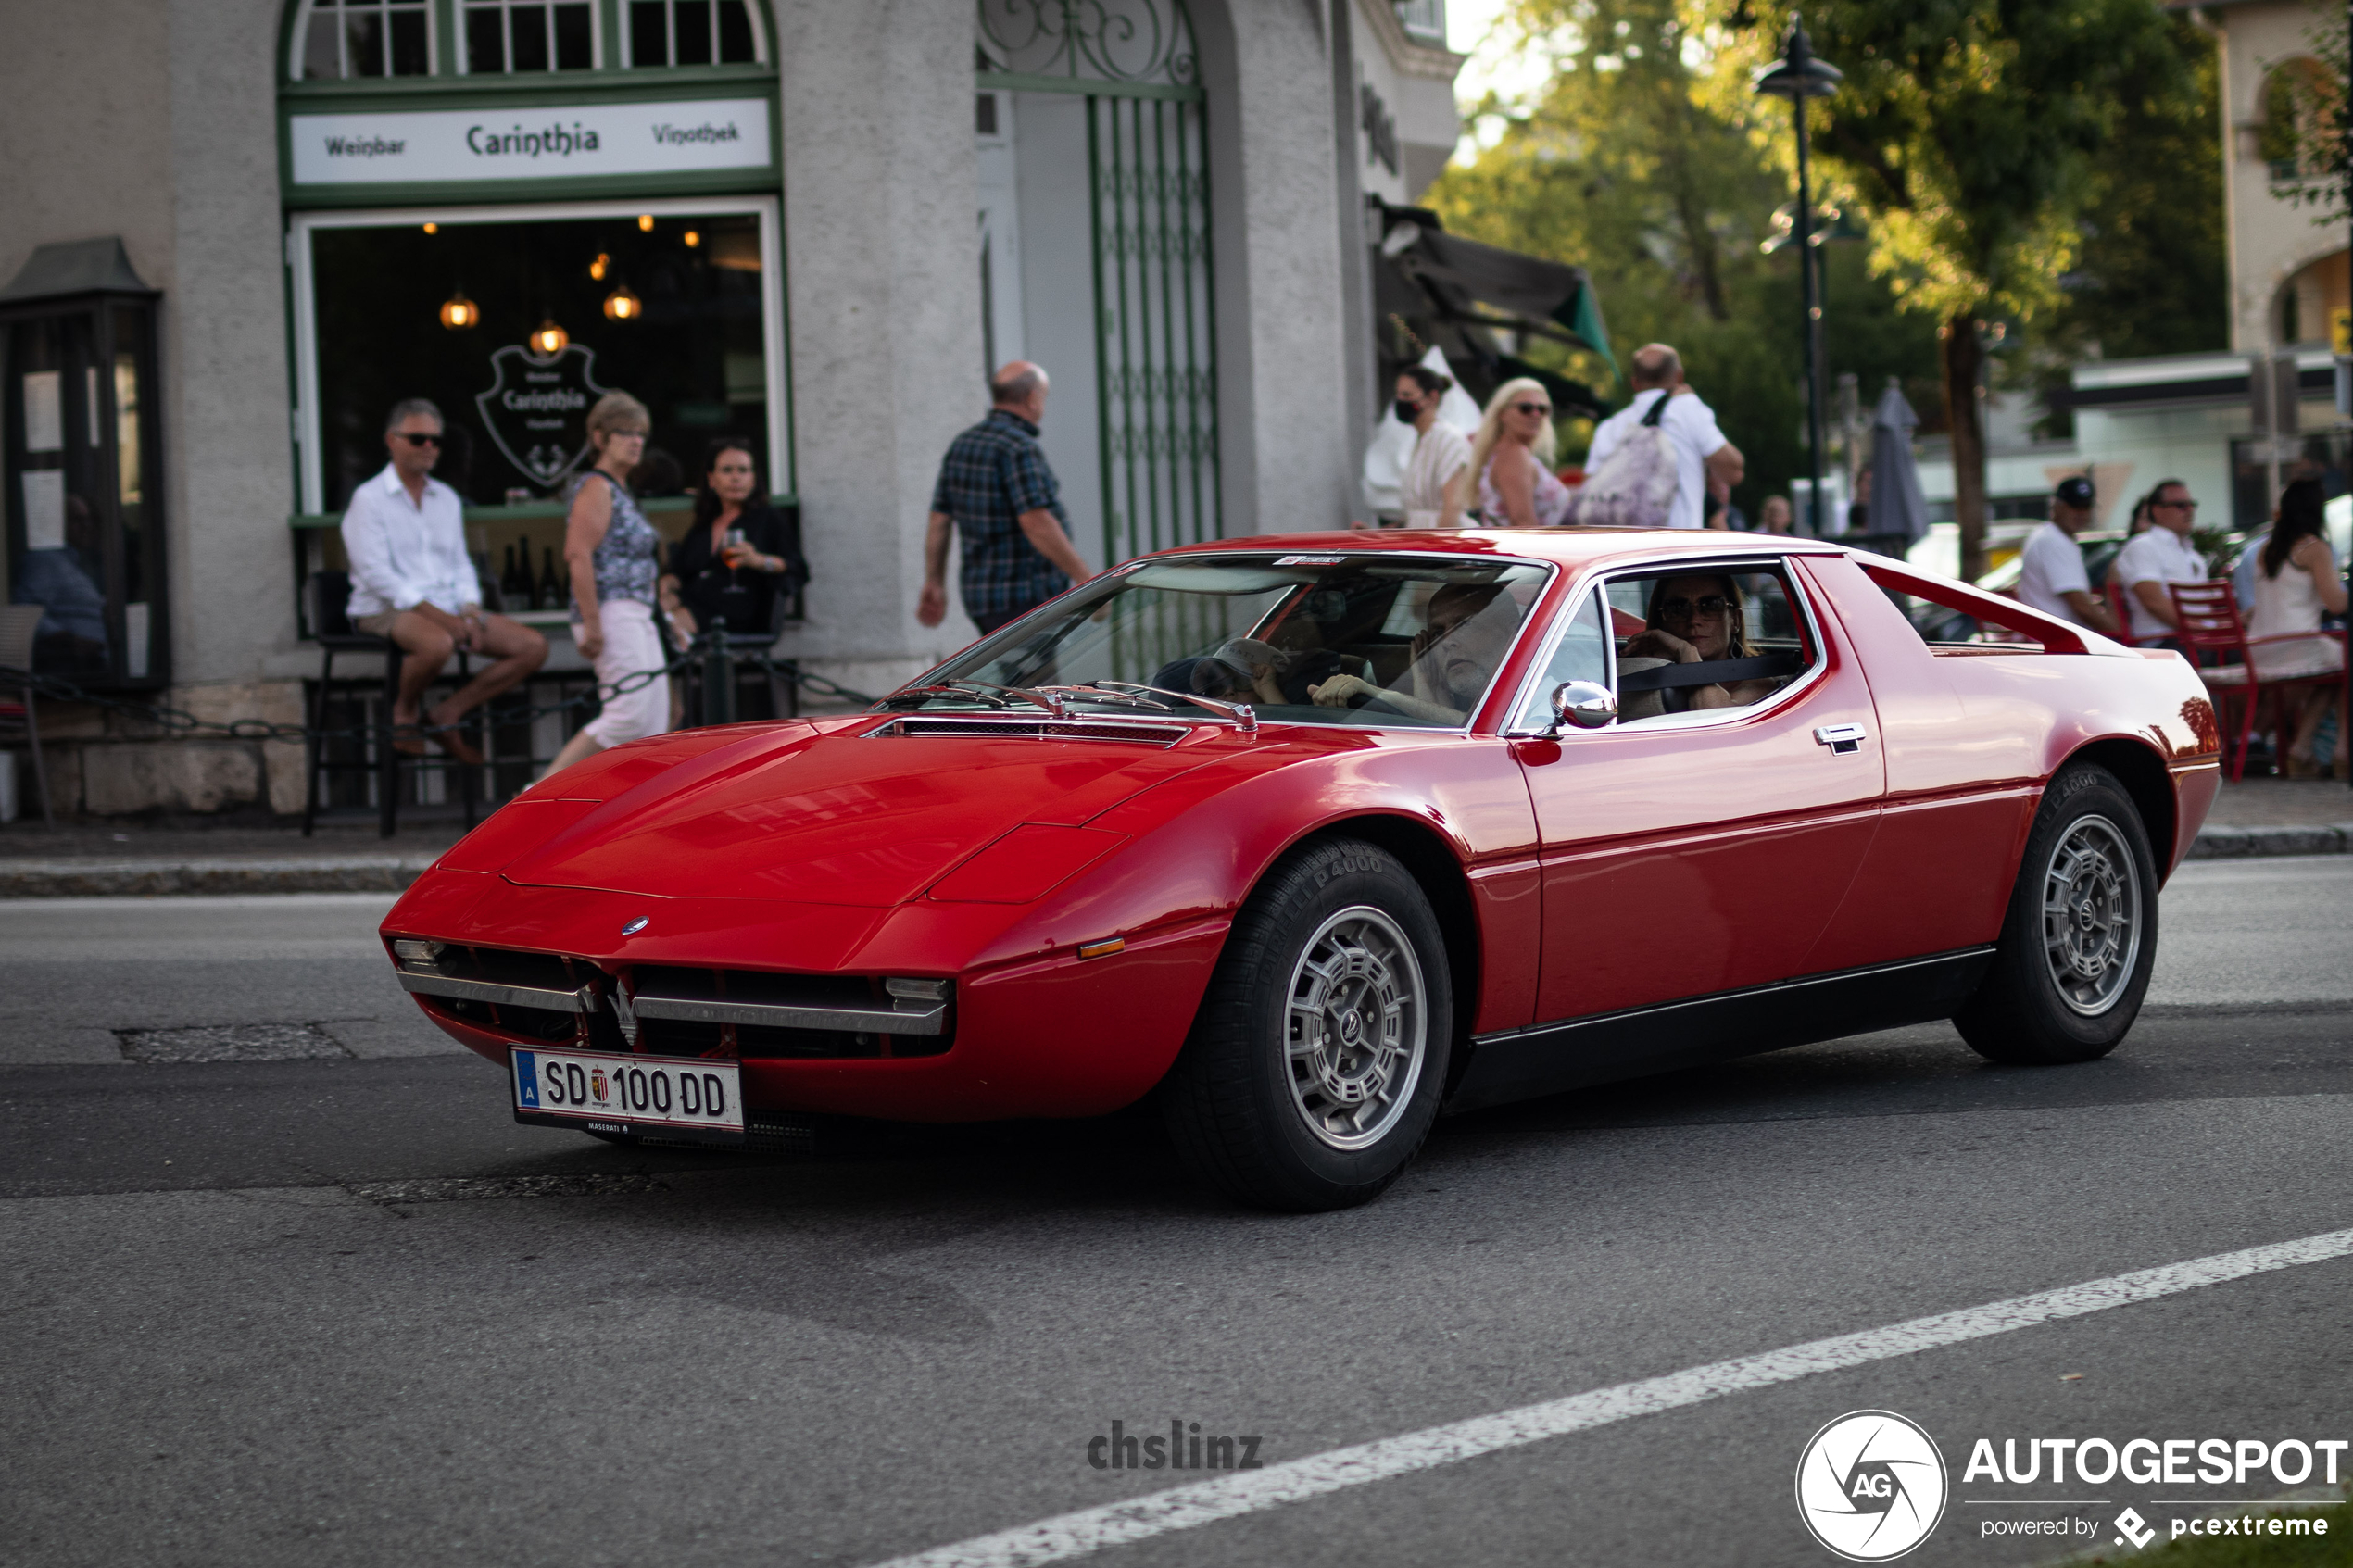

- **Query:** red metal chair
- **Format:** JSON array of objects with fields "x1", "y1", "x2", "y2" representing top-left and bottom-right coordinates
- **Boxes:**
[
  {"x1": 2102, "y1": 578, "x2": 2141, "y2": 644},
  {"x1": 2167, "y1": 580, "x2": 2346, "y2": 781}
]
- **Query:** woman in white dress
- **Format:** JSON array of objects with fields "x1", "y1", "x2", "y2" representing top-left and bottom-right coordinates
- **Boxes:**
[
  {"x1": 1394, "y1": 366, "x2": 1473, "y2": 529},
  {"x1": 2248, "y1": 479, "x2": 2348, "y2": 778}
]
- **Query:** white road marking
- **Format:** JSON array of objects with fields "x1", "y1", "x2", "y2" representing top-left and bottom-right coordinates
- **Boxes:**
[{"x1": 869, "y1": 1226, "x2": 2353, "y2": 1568}]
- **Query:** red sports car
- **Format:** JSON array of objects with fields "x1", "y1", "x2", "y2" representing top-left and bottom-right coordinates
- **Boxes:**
[{"x1": 381, "y1": 530, "x2": 2220, "y2": 1210}]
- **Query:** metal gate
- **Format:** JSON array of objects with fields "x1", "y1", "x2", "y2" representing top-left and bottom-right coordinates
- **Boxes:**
[
  {"x1": 979, "y1": 0, "x2": 1221, "y2": 568},
  {"x1": 1088, "y1": 92, "x2": 1218, "y2": 565}
]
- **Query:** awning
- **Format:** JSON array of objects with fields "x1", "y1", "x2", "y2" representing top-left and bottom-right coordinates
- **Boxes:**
[{"x1": 1369, "y1": 199, "x2": 1614, "y2": 418}]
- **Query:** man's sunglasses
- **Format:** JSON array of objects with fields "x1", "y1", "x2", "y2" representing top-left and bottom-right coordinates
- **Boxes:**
[
  {"x1": 1513, "y1": 402, "x2": 1552, "y2": 416},
  {"x1": 394, "y1": 433, "x2": 442, "y2": 447},
  {"x1": 1659, "y1": 595, "x2": 1731, "y2": 619}
]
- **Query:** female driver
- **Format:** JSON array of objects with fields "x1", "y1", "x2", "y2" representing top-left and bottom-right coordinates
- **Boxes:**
[{"x1": 1619, "y1": 574, "x2": 1783, "y2": 712}]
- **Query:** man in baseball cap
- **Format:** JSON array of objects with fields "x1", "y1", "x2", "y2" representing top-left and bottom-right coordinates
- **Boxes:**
[{"x1": 2017, "y1": 475, "x2": 2120, "y2": 634}]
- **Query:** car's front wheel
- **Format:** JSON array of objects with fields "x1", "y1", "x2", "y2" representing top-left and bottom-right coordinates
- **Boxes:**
[
  {"x1": 1955, "y1": 763, "x2": 2158, "y2": 1065},
  {"x1": 1161, "y1": 838, "x2": 1451, "y2": 1211}
]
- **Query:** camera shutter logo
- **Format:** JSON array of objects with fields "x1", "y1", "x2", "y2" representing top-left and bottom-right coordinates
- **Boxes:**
[{"x1": 1795, "y1": 1410, "x2": 1948, "y2": 1561}]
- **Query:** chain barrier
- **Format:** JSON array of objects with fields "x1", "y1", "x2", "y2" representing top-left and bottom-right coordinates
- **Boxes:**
[{"x1": 0, "y1": 638, "x2": 878, "y2": 747}]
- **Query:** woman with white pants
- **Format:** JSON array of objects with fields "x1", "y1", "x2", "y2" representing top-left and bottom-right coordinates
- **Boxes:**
[{"x1": 543, "y1": 391, "x2": 671, "y2": 778}]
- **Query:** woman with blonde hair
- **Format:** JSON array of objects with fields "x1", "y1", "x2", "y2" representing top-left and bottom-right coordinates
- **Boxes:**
[
  {"x1": 1470, "y1": 377, "x2": 1571, "y2": 527},
  {"x1": 543, "y1": 391, "x2": 671, "y2": 777}
]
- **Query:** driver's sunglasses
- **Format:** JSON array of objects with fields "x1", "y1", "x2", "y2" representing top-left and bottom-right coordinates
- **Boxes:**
[
  {"x1": 394, "y1": 432, "x2": 442, "y2": 447},
  {"x1": 1660, "y1": 595, "x2": 1731, "y2": 619},
  {"x1": 1513, "y1": 402, "x2": 1552, "y2": 416}
]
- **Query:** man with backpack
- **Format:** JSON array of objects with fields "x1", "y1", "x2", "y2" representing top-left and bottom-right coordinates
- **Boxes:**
[{"x1": 1572, "y1": 343, "x2": 1743, "y2": 530}]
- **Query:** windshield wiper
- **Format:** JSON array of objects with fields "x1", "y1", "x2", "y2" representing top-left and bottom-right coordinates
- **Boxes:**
[
  {"x1": 1090, "y1": 681, "x2": 1256, "y2": 734},
  {"x1": 876, "y1": 679, "x2": 1070, "y2": 717},
  {"x1": 875, "y1": 684, "x2": 1013, "y2": 710},
  {"x1": 1031, "y1": 684, "x2": 1175, "y2": 713},
  {"x1": 943, "y1": 678, "x2": 1068, "y2": 717}
]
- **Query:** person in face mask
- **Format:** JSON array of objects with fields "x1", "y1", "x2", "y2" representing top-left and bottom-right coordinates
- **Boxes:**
[{"x1": 1394, "y1": 366, "x2": 1473, "y2": 530}]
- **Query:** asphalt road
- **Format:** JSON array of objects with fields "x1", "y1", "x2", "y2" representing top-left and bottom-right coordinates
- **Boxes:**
[{"x1": 3, "y1": 858, "x2": 2350, "y2": 1568}]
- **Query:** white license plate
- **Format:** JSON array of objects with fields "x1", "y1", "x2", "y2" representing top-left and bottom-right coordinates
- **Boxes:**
[{"x1": 511, "y1": 1047, "x2": 745, "y2": 1142}]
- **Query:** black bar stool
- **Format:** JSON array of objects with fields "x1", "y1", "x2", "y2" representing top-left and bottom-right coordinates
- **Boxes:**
[{"x1": 300, "y1": 571, "x2": 478, "y2": 838}]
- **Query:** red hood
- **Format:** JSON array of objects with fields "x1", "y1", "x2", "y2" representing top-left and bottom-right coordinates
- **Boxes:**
[{"x1": 502, "y1": 722, "x2": 1239, "y2": 905}]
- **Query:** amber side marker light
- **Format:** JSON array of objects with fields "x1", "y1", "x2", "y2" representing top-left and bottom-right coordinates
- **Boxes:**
[{"x1": 1076, "y1": 938, "x2": 1126, "y2": 960}]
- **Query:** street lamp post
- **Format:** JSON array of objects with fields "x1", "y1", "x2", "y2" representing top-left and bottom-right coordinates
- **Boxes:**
[{"x1": 1756, "y1": 17, "x2": 1843, "y2": 537}]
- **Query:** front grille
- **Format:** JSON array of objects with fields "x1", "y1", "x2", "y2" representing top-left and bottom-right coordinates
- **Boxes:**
[
  {"x1": 396, "y1": 946, "x2": 953, "y2": 1060},
  {"x1": 429, "y1": 993, "x2": 578, "y2": 1042},
  {"x1": 630, "y1": 965, "x2": 951, "y2": 1059}
]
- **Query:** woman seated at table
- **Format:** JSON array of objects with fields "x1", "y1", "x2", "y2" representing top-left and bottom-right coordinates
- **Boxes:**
[{"x1": 660, "y1": 438, "x2": 809, "y2": 639}]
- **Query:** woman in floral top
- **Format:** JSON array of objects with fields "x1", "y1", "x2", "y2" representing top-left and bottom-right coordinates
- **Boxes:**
[{"x1": 543, "y1": 391, "x2": 669, "y2": 778}]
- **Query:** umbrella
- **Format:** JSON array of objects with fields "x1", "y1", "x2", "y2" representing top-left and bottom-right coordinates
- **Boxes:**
[{"x1": 1869, "y1": 378, "x2": 1930, "y2": 543}]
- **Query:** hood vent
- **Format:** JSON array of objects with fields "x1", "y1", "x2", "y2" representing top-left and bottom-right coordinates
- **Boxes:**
[{"x1": 866, "y1": 716, "x2": 1188, "y2": 746}]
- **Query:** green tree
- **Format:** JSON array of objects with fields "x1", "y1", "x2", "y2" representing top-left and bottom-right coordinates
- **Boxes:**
[
  {"x1": 1430, "y1": 0, "x2": 1938, "y2": 523},
  {"x1": 2020, "y1": 15, "x2": 2229, "y2": 435},
  {"x1": 1729, "y1": 0, "x2": 2186, "y2": 579}
]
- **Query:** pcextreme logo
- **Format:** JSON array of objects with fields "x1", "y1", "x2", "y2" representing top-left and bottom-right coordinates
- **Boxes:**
[{"x1": 1796, "y1": 1411, "x2": 1951, "y2": 1562}]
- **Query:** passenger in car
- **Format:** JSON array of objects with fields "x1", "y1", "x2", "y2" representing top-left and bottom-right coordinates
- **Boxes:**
[
  {"x1": 1306, "y1": 583, "x2": 1522, "y2": 723},
  {"x1": 1619, "y1": 573, "x2": 1786, "y2": 711}
]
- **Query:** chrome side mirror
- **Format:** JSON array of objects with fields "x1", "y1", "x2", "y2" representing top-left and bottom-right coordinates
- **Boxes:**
[{"x1": 1551, "y1": 680, "x2": 1617, "y2": 732}]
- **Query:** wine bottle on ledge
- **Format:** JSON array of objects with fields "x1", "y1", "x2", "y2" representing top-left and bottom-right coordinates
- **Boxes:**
[
  {"x1": 537, "y1": 546, "x2": 565, "y2": 611},
  {"x1": 499, "y1": 545, "x2": 527, "y2": 608}
]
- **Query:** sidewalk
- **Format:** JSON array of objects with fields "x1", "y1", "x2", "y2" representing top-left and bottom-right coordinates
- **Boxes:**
[
  {"x1": 1, "y1": 777, "x2": 2347, "y2": 896},
  {"x1": 2185, "y1": 777, "x2": 2353, "y2": 859},
  {"x1": 0, "y1": 817, "x2": 464, "y2": 897}
]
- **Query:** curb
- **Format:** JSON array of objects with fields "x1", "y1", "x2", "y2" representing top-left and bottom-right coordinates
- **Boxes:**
[
  {"x1": 0, "y1": 857, "x2": 436, "y2": 898},
  {"x1": 2183, "y1": 823, "x2": 2353, "y2": 860}
]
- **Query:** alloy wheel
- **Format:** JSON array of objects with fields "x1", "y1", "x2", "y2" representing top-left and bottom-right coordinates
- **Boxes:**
[
  {"x1": 1284, "y1": 905, "x2": 1428, "y2": 1149},
  {"x1": 2041, "y1": 814, "x2": 2142, "y2": 1016}
]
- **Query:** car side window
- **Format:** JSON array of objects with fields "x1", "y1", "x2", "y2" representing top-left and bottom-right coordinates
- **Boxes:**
[
  {"x1": 1602, "y1": 563, "x2": 1818, "y2": 724},
  {"x1": 1512, "y1": 590, "x2": 1610, "y2": 731}
]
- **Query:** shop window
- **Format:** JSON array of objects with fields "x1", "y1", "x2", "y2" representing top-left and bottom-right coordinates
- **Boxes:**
[
  {"x1": 628, "y1": 0, "x2": 764, "y2": 67},
  {"x1": 293, "y1": 204, "x2": 781, "y2": 540},
  {"x1": 296, "y1": 0, "x2": 434, "y2": 80},
  {"x1": 462, "y1": 0, "x2": 597, "y2": 74}
]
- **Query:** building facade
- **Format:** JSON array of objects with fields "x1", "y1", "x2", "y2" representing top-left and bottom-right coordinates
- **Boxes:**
[{"x1": 0, "y1": 0, "x2": 1463, "y2": 818}]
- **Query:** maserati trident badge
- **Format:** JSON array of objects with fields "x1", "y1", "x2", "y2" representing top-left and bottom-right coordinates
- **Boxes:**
[{"x1": 621, "y1": 915, "x2": 651, "y2": 936}]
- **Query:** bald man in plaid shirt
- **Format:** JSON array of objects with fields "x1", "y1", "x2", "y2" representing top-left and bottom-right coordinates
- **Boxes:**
[{"x1": 918, "y1": 362, "x2": 1094, "y2": 635}]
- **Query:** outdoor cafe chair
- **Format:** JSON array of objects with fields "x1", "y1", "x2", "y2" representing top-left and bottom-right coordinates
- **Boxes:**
[{"x1": 2167, "y1": 579, "x2": 2345, "y2": 782}]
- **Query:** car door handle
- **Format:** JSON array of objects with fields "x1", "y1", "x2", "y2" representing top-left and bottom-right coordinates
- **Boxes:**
[{"x1": 1814, "y1": 723, "x2": 1868, "y2": 755}]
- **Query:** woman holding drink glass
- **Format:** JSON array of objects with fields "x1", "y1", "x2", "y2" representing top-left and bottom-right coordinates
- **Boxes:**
[{"x1": 660, "y1": 438, "x2": 807, "y2": 640}]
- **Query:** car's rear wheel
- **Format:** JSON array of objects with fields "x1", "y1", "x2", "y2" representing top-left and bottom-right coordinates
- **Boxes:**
[
  {"x1": 1955, "y1": 763, "x2": 2157, "y2": 1065},
  {"x1": 1161, "y1": 838, "x2": 1451, "y2": 1211}
]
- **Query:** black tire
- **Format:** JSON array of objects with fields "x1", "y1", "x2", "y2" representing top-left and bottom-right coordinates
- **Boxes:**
[
  {"x1": 1955, "y1": 763, "x2": 2158, "y2": 1065},
  {"x1": 1160, "y1": 838, "x2": 1452, "y2": 1211}
]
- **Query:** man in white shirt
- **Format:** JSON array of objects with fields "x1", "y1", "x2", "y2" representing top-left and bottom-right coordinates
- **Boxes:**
[
  {"x1": 1582, "y1": 344, "x2": 1743, "y2": 530},
  {"x1": 341, "y1": 398, "x2": 546, "y2": 762},
  {"x1": 2108, "y1": 479, "x2": 2208, "y2": 646},
  {"x1": 2016, "y1": 475, "x2": 2120, "y2": 635}
]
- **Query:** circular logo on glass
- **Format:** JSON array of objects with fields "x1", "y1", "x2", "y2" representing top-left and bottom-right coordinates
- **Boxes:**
[{"x1": 1794, "y1": 1410, "x2": 1947, "y2": 1562}]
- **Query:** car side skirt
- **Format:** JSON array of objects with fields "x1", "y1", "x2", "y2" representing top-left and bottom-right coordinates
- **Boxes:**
[{"x1": 1448, "y1": 947, "x2": 1997, "y2": 1112}]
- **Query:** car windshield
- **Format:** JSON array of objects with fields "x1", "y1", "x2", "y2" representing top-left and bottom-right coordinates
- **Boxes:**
[{"x1": 894, "y1": 553, "x2": 1554, "y2": 730}]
